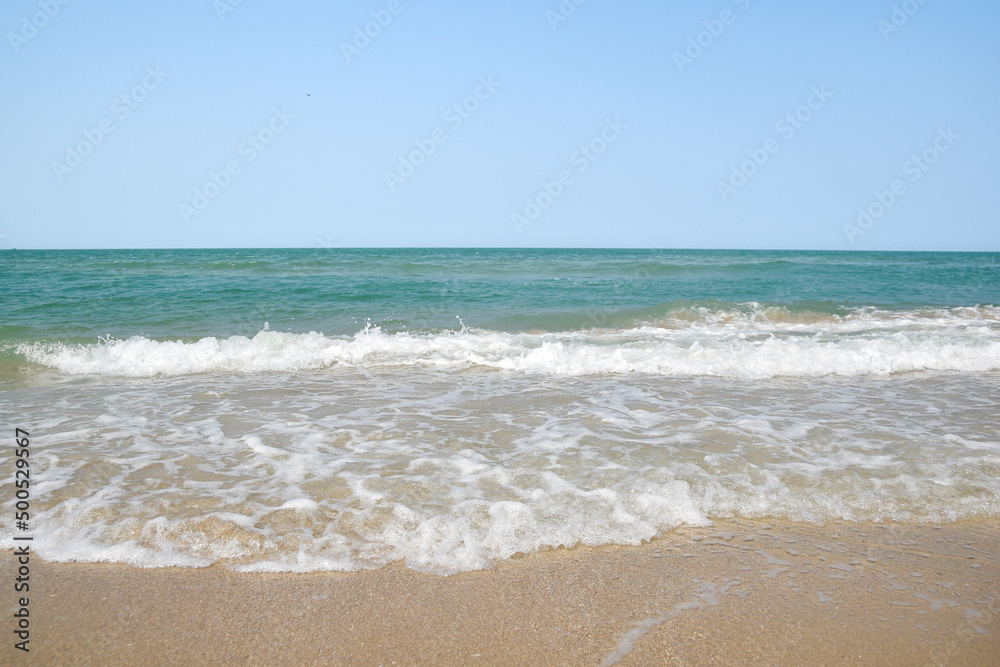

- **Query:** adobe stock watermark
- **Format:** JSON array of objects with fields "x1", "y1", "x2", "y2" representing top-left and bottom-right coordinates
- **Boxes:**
[
  {"x1": 673, "y1": 0, "x2": 752, "y2": 73},
  {"x1": 8, "y1": 0, "x2": 72, "y2": 54},
  {"x1": 51, "y1": 66, "x2": 168, "y2": 182},
  {"x1": 844, "y1": 126, "x2": 958, "y2": 243},
  {"x1": 716, "y1": 85, "x2": 833, "y2": 202},
  {"x1": 179, "y1": 108, "x2": 294, "y2": 223},
  {"x1": 384, "y1": 75, "x2": 500, "y2": 192},
  {"x1": 546, "y1": 0, "x2": 587, "y2": 31},
  {"x1": 341, "y1": 0, "x2": 403, "y2": 63},
  {"x1": 213, "y1": 0, "x2": 246, "y2": 21},
  {"x1": 878, "y1": 0, "x2": 930, "y2": 40},
  {"x1": 511, "y1": 117, "x2": 627, "y2": 233},
  {"x1": 316, "y1": 235, "x2": 340, "y2": 250}
]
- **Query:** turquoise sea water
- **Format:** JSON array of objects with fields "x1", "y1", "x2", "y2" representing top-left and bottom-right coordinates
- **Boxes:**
[
  {"x1": 3, "y1": 249, "x2": 999, "y2": 345},
  {"x1": 2, "y1": 249, "x2": 999, "y2": 573}
]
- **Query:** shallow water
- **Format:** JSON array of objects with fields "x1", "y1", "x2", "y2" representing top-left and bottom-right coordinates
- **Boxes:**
[{"x1": 2, "y1": 249, "x2": 998, "y2": 572}]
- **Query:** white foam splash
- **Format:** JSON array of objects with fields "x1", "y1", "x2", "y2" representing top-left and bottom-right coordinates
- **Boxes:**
[{"x1": 15, "y1": 306, "x2": 1000, "y2": 378}]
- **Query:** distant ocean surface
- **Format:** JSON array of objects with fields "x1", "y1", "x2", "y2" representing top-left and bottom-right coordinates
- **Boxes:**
[{"x1": 2, "y1": 248, "x2": 999, "y2": 573}]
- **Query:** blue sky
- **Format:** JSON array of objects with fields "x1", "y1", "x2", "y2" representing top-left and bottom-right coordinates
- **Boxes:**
[{"x1": 1, "y1": 0, "x2": 997, "y2": 250}]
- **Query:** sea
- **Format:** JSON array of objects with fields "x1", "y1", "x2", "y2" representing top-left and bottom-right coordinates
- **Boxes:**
[{"x1": 2, "y1": 248, "x2": 999, "y2": 574}]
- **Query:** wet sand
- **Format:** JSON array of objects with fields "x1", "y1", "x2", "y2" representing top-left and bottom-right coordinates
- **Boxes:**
[{"x1": 6, "y1": 519, "x2": 998, "y2": 665}]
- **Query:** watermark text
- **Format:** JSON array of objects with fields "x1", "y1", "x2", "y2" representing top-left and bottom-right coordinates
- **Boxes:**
[
  {"x1": 52, "y1": 66, "x2": 168, "y2": 182},
  {"x1": 844, "y1": 126, "x2": 958, "y2": 242},
  {"x1": 512, "y1": 117, "x2": 626, "y2": 232},
  {"x1": 179, "y1": 108, "x2": 294, "y2": 223},
  {"x1": 717, "y1": 85, "x2": 832, "y2": 202}
]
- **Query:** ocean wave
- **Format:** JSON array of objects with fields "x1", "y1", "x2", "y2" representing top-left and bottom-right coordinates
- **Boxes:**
[
  {"x1": 8, "y1": 347, "x2": 1000, "y2": 574},
  {"x1": 14, "y1": 305, "x2": 1000, "y2": 378},
  {"x1": 21, "y1": 422, "x2": 1000, "y2": 574}
]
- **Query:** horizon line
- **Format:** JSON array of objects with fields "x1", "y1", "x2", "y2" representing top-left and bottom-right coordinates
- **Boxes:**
[{"x1": 3, "y1": 247, "x2": 999, "y2": 253}]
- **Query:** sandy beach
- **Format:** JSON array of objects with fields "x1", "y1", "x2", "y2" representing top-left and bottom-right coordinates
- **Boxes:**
[
  {"x1": 6, "y1": 518, "x2": 997, "y2": 666},
  {"x1": 5, "y1": 0, "x2": 999, "y2": 657}
]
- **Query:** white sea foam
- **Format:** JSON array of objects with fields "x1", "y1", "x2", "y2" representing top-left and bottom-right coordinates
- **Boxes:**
[
  {"x1": 15, "y1": 306, "x2": 1000, "y2": 378},
  {"x1": 4, "y1": 368, "x2": 999, "y2": 573}
]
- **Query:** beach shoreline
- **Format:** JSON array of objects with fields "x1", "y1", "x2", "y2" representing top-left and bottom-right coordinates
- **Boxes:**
[{"x1": 7, "y1": 518, "x2": 997, "y2": 665}]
